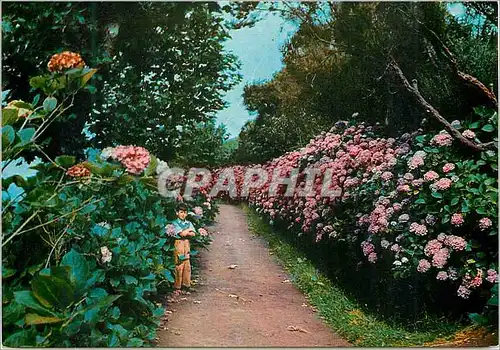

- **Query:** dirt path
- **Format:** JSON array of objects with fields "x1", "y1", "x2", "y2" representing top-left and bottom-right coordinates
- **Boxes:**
[{"x1": 157, "y1": 204, "x2": 350, "y2": 347}]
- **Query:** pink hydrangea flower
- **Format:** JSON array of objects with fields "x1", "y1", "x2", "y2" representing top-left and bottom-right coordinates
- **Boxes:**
[
  {"x1": 193, "y1": 206, "x2": 204, "y2": 216},
  {"x1": 112, "y1": 145, "x2": 151, "y2": 175},
  {"x1": 437, "y1": 233, "x2": 446, "y2": 242},
  {"x1": 198, "y1": 228, "x2": 209, "y2": 236},
  {"x1": 436, "y1": 271, "x2": 448, "y2": 281},
  {"x1": 361, "y1": 241, "x2": 375, "y2": 256},
  {"x1": 417, "y1": 259, "x2": 431, "y2": 273},
  {"x1": 391, "y1": 244, "x2": 402, "y2": 253},
  {"x1": 479, "y1": 218, "x2": 493, "y2": 230},
  {"x1": 451, "y1": 213, "x2": 464, "y2": 227},
  {"x1": 381, "y1": 171, "x2": 393, "y2": 181},
  {"x1": 432, "y1": 248, "x2": 450, "y2": 268},
  {"x1": 424, "y1": 239, "x2": 443, "y2": 257},
  {"x1": 431, "y1": 132, "x2": 453, "y2": 146},
  {"x1": 368, "y1": 252, "x2": 377, "y2": 263},
  {"x1": 486, "y1": 269, "x2": 498, "y2": 283},
  {"x1": 462, "y1": 129, "x2": 476, "y2": 139},
  {"x1": 165, "y1": 224, "x2": 177, "y2": 237},
  {"x1": 457, "y1": 285, "x2": 471, "y2": 299},
  {"x1": 433, "y1": 178, "x2": 452, "y2": 191},
  {"x1": 443, "y1": 235, "x2": 467, "y2": 251},
  {"x1": 423, "y1": 171, "x2": 439, "y2": 182},
  {"x1": 408, "y1": 155, "x2": 424, "y2": 170},
  {"x1": 442, "y1": 163, "x2": 455, "y2": 173},
  {"x1": 397, "y1": 184, "x2": 411, "y2": 193},
  {"x1": 409, "y1": 222, "x2": 428, "y2": 236}
]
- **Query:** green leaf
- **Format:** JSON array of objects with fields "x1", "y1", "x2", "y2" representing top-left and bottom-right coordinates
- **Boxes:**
[
  {"x1": 43, "y1": 97, "x2": 58, "y2": 112},
  {"x1": 450, "y1": 197, "x2": 459, "y2": 206},
  {"x1": 482, "y1": 124, "x2": 494, "y2": 132},
  {"x1": 61, "y1": 249, "x2": 90, "y2": 290},
  {"x1": 32, "y1": 94, "x2": 41, "y2": 106},
  {"x1": 144, "y1": 154, "x2": 158, "y2": 176},
  {"x1": 3, "y1": 328, "x2": 37, "y2": 347},
  {"x1": 17, "y1": 127, "x2": 36, "y2": 146},
  {"x1": 25, "y1": 313, "x2": 64, "y2": 325},
  {"x1": 487, "y1": 296, "x2": 498, "y2": 306},
  {"x1": 476, "y1": 207, "x2": 487, "y2": 215},
  {"x1": 127, "y1": 338, "x2": 144, "y2": 347},
  {"x1": 29, "y1": 75, "x2": 47, "y2": 90},
  {"x1": 123, "y1": 275, "x2": 138, "y2": 285},
  {"x1": 32, "y1": 267, "x2": 76, "y2": 310},
  {"x1": 3, "y1": 301, "x2": 26, "y2": 325},
  {"x1": 468, "y1": 312, "x2": 488, "y2": 326},
  {"x1": 2, "y1": 266, "x2": 17, "y2": 279},
  {"x1": 163, "y1": 270, "x2": 174, "y2": 282},
  {"x1": 110, "y1": 306, "x2": 121, "y2": 320},
  {"x1": 431, "y1": 191, "x2": 443, "y2": 199},
  {"x1": 55, "y1": 155, "x2": 76, "y2": 167},
  {"x1": 81, "y1": 68, "x2": 97, "y2": 87},
  {"x1": 415, "y1": 198, "x2": 425, "y2": 204},
  {"x1": 2, "y1": 108, "x2": 19, "y2": 126},
  {"x1": 14, "y1": 291, "x2": 59, "y2": 317},
  {"x1": 469, "y1": 121, "x2": 480, "y2": 129},
  {"x1": 108, "y1": 333, "x2": 120, "y2": 347},
  {"x1": 2, "y1": 125, "x2": 15, "y2": 148}
]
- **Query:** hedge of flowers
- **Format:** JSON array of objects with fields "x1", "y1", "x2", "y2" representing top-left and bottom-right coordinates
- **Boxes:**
[
  {"x1": 207, "y1": 114, "x2": 498, "y2": 325},
  {"x1": 2, "y1": 53, "x2": 215, "y2": 347}
]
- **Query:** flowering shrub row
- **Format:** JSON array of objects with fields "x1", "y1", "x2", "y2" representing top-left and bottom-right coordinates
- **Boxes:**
[{"x1": 204, "y1": 115, "x2": 498, "y2": 324}]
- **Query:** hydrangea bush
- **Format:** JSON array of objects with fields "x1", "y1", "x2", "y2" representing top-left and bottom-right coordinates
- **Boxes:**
[
  {"x1": 2, "y1": 53, "x2": 215, "y2": 347},
  {"x1": 209, "y1": 114, "x2": 498, "y2": 325}
]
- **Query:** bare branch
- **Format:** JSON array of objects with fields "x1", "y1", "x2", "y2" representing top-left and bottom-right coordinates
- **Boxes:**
[{"x1": 388, "y1": 60, "x2": 496, "y2": 152}]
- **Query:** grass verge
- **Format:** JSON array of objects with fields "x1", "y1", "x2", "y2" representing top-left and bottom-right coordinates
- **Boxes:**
[{"x1": 242, "y1": 204, "x2": 483, "y2": 347}]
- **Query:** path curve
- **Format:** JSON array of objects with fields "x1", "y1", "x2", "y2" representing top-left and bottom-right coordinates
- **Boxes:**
[{"x1": 157, "y1": 204, "x2": 350, "y2": 347}]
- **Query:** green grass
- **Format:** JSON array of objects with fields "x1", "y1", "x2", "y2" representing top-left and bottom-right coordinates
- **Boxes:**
[{"x1": 243, "y1": 204, "x2": 463, "y2": 347}]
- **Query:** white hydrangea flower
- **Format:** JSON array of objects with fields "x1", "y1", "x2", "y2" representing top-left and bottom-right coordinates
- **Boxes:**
[
  {"x1": 156, "y1": 159, "x2": 169, "y2": 175},
  {"x1": 101, "y1": 147, "x2": 115, "y2": 160},
  {"x1": 100, "y1": 246, "x2": 112, "y2": 264}
]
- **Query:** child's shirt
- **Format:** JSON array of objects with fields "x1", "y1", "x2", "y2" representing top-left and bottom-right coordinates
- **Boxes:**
[{"x1": 171, "y1": 218, "x2": 196, "y2": 238}]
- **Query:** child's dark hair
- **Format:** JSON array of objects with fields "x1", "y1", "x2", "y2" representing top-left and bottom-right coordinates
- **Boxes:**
[{"x1": 176, "y1": 203, "x2": 188, "y2": 212}]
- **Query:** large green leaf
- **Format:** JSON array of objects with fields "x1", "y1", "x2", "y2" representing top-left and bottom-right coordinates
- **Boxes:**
[
  {"x1": 61, "y1": 249, "x2": 90, "y2": 291},
  {"x1": 3, "y1": 328, "x2": 37, "y2": 347},
  {"x1": 14, "y1": 291, "x2": 59, "y2": 317},
  {"x1": 55, "y1": 155, "x2": 76, "y2": 167},
  {"x1": 2, "y1": 300, "x2": 26, "y2": 325},
  {"x1": 2, "y1": 107, "x2": 19, "y2": 126},
  {"x1": 25, "y1": 313, "x2": 64, "y2": 325},
  {"x1": 17, "y1": 127, "x2": 36, "y2": 146},
  {"x1": 2, "y1": 125, "x2": 15, "y2": 148},
  {"x1": 32, "y1": 267, "x2": 76, "y2": 310},
  {"x1": 43, "y1": 97, "x2": 57, "y2": 112},
  {"x1": 2, "y1": 266, "x2": 17, "y2": 279},
  {"x1": 80, "y1": 68, "x2": 98, "y2": 87}
]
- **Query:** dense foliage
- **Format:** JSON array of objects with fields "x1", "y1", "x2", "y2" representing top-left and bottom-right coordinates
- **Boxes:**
[
  {"x1": 233, "y1": 2, "x2": 497, "y2": 164},
  {"x1": 208, "y1": 110, "x2": 498, "y2": 326},
  {"x1": 2, "y1": 57, "x2": 216, "y2": 347},
  {"x1": 2, "y1": 2, "x2": 239, "y2": 163}
]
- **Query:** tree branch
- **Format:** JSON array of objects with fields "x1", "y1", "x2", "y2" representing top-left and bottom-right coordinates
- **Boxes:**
[{"x1": 388, "y1": 60, "x2": 496, "y2": 152}]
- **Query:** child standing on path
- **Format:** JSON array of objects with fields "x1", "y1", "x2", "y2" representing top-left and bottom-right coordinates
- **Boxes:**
[{"x1": 169, "y1": 203, "x2": 196, "y2": 296}]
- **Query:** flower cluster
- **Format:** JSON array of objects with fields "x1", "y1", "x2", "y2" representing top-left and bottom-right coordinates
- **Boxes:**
[
  {"x1": 111, "y1": 145, "x2": 151, "y2": 175},
  {"x1": 48, "y1": 51, "x2": 85, "y2": 72},
  {"x1": 66, "y1": 163, "x2": 91, "y2": 177}
]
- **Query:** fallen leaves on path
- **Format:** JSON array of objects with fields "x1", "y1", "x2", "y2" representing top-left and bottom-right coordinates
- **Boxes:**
[
  {"x1": 228, "y1": 264, "x2": 238, "y2": 269},
  {"x1": 287, "y1": 325, "x2": 310, "y2": 334},
  {"x1": 193, "y1": 300, "x2": 202, "y2": 304},
  {"x1": 282, "y1": 279, "x2": 291, "y2": 283}
]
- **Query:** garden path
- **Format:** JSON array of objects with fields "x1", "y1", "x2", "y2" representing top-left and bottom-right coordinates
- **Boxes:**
[{"x1": 156, "y1": 204, "x2": 350, "y2": 347}]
